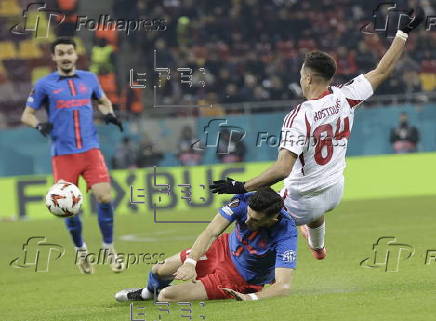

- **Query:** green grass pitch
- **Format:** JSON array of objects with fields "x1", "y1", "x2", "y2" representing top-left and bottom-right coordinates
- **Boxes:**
[{"x1": 1, "y1": 196, "x2": 435, "y2": 321}]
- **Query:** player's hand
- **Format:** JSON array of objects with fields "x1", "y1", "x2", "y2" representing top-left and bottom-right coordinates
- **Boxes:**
[
  {"x1": 103, "y1": 113, "x2": 124, "y2": 132},
  {"x1": 35, "y1": 122, "x2": 53, "y2": 137},
  {"x1": 174, "y1": 261, "x2": 197, "y2": 281},
  {"x1": 221, "y1": 288, "x2": 250, "y2": 301},
  {"x1": 209, "y1": 177, "x2": 247, "y2": 194},
  {"x1": 399, "y1": 7, "x2": 425, "y2": 33}
]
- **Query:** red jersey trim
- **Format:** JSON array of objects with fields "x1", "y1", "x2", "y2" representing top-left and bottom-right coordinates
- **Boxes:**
[
  {"x1": 73, "y1": 110, "x2": 83, "y2": 149},
  {"x1": 68, "y1": 79, "x2": 77, "y2": 96}
]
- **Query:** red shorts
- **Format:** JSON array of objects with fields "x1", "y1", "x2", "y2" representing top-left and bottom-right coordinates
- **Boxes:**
[
  {"x1": 51, "y1": 148, "x2": 110, "y2": 191},
  {"x1": 180, "y1": 233, "x2": 263, "y2": 300}
]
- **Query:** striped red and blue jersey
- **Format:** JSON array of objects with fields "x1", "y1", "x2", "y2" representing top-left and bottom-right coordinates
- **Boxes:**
[
  {"x1": 26, "y1": 70, "x2": 105, "y2": 156},
  {"x1": 218, "y1": 192, "x2": 298, "y2": 285}
]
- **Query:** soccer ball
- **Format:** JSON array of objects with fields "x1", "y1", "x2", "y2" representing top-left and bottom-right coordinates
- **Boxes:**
[{"x1": 45, "y1": 181, "x2": 83, "y2": 217}]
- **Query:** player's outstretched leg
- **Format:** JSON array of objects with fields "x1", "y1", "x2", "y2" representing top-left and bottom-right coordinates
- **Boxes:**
[
  {"x1": 300, "y1": 215, "x2": 327, "y2": 260},
  {"x1": 115, "y1": 253, "x2": 182, "y2": 302},
  {"x1": 92, "y1": 182, "x2": 125, "y2": 273},
  {"x1": 65, "y1": 216, "x2": 94, "y2": 274}
]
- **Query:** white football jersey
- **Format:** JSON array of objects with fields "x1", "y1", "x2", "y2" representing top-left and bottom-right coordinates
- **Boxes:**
[{"x1": 279, "y1": 74, "x2": 374, "y2": 194}]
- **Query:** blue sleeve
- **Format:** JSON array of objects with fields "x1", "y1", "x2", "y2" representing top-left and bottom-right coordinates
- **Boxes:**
[
  {"x1": 26, "y1": 81, "x2": 47, "y2": 110},
  {"x1": 218, "y1": 195, "x2": 245, "y2": 223},
  {"x1": 275, "y1": 234, "x2": 298, "y2": 269},
  {"x1": 91, "y1": 73, "x2": 104, "y2": 100}
]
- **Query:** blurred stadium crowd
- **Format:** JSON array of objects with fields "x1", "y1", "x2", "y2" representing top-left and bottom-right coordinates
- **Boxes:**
[
  {"x1": 1, "y1": 0, "x2": 436, "y2": 128},
  {"x1": 0, "y1": 0, "x2": 434, "y2": 171}
]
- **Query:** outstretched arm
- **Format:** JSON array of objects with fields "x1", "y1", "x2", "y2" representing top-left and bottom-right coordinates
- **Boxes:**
[
  {"x1": 209, "y1": 148, "x2": 297, "y2": 194},
  {"x1": 244, "y1": 148, "x2": 297, "y2": 191},
  {"x1": 364, "y1": 32, "x2": 407, "y2": 91},
  {"x1": 364, "y1": 8, "x2": 425, "y2": 90},
  {"x1": 174, "y1": 214, "x2": 231, "y2": 280}
]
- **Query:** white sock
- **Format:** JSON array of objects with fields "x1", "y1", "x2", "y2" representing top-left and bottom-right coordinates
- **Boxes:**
[
  {"x1": 75, "y1": 242, "x2": 88, "y2": 251},
  {"x1": 141, "y1": 288, "x2": 153, "y2": 300},
  {"x1": 308, "y1": 222, "x2": 325, "y2": 249},
  {"x1": 102, "y1": 242, "x2": 113, "y2": 249}
]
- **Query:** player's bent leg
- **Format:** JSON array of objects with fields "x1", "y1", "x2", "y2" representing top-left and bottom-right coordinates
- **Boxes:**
[
  {"x1": 115, "y1": 253, "x2": 184, "y2": 302},
  {"x1": 157, "y1": 280, "x2": 208, "y2": 302},
  {"x1": 152, "y1": 252, "x2": 183, "y2": 278},
  {"x1": 300, "y1": 215, "x2": 327, "y2": 260}
]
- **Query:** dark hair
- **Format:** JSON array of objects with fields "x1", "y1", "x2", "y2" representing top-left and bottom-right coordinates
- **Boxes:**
[
  {"x1": 51, "y1": 37, "x2": 76, "y2": 53},
  {"x1": 303, "y1": 50, "x2": 337, "y2": 81},
  {"x1": 248, "y1": 187, "x2": 284, "y2": 217}
]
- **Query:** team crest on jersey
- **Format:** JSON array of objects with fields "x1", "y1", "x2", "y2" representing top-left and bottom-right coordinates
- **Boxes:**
[
  {"x1": 282, "y1": 250, "x2": 296, "y2": 263},
  {"x1": 228, "y1": 198, "x2": 240, "y2": 208},
  {"x1": 221, "y1": 198, "x2": 240, "y2": 216},
  {"x1": 78, "y1": 83, "x2": 88, "y2": 93}
]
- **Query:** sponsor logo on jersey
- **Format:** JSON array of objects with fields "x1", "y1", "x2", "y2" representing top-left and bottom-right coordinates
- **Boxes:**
[
  {"x1": 56, "y1": 99, "x2": 91, "y2": 109},
  {"x1": 78, "y1": 83, "x2": 88, "y2": 93}
]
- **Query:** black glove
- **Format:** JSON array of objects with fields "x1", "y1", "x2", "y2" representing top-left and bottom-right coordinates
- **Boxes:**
[
  {"x1": 35, "y1": 122, "x2": 53, "y2": 137},
  {"x1": 209, "y1": 177, "x2": 247, "y2": 194},
  {"x1": 399, "y1": 7, "x2": 425, "y2": 33},
  {"x1": 103, "y1": 113, "x2": 123, "y2": 132}
]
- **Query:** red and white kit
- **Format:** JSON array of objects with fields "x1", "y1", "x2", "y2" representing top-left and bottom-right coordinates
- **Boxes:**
[{"x1": 279, "y1": 74, "x2": 374, "y2": 225}]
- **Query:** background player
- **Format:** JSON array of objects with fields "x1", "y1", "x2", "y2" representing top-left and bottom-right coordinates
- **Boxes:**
[
  {"x1": 210, "y1": 9, "x2": 424, "y2": 260},
  {"x1": 20, "y1": 37, "x2": 125, "y2": 274},
  {"x1": 114, "y1": 187, "x2": 297, "y2": 302}
]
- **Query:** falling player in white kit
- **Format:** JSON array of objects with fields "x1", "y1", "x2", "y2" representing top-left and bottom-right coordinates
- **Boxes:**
[{"x1": 210, "y1": 9, "x2": 424, "y2": 260}]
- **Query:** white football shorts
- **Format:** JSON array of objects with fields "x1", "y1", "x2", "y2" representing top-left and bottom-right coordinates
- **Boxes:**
[{"x1": 280, "y1": 176, "x2": 344, "y2": 226}]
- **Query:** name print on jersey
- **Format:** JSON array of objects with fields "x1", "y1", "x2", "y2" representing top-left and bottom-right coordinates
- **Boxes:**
[{"x1": 313, "y1": 99, "x2": 341, "y2": 122}]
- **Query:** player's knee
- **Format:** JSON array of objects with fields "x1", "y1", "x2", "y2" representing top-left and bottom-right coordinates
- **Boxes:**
[
  {"x1": 157, "y1": 288, "x2": 177, "y2": 302},
  {"x1": 151, "y1": 263, "x2": 160, "y2": 274},
  {"x1": 151, "y1": 262, "x2": 167, "y2": 276},
  {"x1": 95, "y1": 192, "x2": 112, "y2": 204}
]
